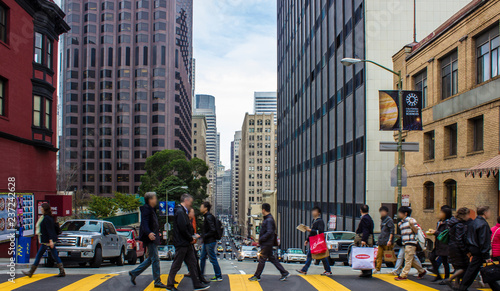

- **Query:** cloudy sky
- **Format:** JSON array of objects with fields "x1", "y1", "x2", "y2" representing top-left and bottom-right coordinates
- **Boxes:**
[{"x1": 193, "y1": 0, "x2": 277, "y2": 168}]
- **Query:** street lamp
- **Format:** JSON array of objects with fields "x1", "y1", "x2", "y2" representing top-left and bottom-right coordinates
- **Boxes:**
[
  {"x1": 341, "y1": 57, "x2": 404, "y2": 209},
  {"x1": 166, "y1": 185, "x2": 189, "y2": 205}
]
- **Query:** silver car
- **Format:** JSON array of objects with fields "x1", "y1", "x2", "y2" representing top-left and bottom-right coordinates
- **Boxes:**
[
  {"x1": 238, "y1": 246, "x2": 258, "y2": 261},
  {"x1": 283, "y1": 248, "x2": 307, "y2": 263}
]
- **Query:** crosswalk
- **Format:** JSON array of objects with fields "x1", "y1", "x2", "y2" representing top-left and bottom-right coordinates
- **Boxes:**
[{"x1": 0, "y1": 273, "x2": 492, "y2": 291}]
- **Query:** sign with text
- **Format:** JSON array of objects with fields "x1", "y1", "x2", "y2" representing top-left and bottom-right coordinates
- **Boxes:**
[
  {"x1": 379, "y1": 90, "x2": 423, "y2": 131},
  {"x1": 329, "y1": 215, "x2": 337, "y2": 230},
  {"x1": 168, "y1": 201, "x2": 176, "y2": 216}
]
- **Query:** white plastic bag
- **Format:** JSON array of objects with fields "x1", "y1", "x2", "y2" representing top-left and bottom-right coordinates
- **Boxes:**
[{"x1": 351, "y1": 246, "x2": 377, "y2": 270}]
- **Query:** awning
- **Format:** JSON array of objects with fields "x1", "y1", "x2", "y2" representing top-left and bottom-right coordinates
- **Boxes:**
[{"x1": 465, "y1": 155, "x2": 500, "y2": 178}]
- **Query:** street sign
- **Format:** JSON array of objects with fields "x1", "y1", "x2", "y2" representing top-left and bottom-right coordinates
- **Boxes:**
[
  {"x1": 402, "y1": 195, "x2": 410, "y2": 206},
  {"x1": 391, "y1": 166, "x2": 407, "y2": 187},
  {"x1": 329, "y1": 215, "x2": 337, "y2": 230},
  {"x1": 379, "y1": 142, "x2": 419, "y2": 152}
]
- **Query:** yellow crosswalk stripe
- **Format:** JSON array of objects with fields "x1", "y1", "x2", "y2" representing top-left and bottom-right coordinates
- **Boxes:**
[
  {"x1": 143, "y1": 274, "x2": 183, "y2": 291},
  {"x1": 58, "y1": 274, "x2": 118, "y2": 291},
  {"x1": 0, "y1": 273, "x2": 56, "y2": 291},
  {"x1": 374, "y1": 274, "x2": 439, "y2": 290},
  {"x1": 228, "y1": 274, "x2": 263, "y2": 291},
  {"x1": 299, "y1": 275, "x2": 350, "y2": 291}
]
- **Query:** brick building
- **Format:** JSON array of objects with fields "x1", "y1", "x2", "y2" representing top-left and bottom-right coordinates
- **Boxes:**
[
  {"x1": 392, "y1": 0, "x2": 500, "y2": 229},
  {"x1": 0, "y1": 0, "x2": 69, "y2": 255}
]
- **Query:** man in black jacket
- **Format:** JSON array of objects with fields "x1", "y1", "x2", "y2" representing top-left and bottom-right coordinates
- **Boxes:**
[
  {"x1": 355, "y1": 204, "x2": 374, "y2": 278},
  {"x1": 129, "y1": 192, "x2": 165, "y2": 288},
  {"x1": 199, "y1": 202, "x2": 222, "y2": 282},
  {"x1": 249, "y1": 203, "x2": 289, "y2": 282},
  {"x1": 459, "y1": 206, "x2": 492, "y2": 291},
  {"x1": 166, "y1": 194, "x2": 209, "y2": 291},
  {"x1": 297, "y1": 206, "x2": 332, "y2": 275}
]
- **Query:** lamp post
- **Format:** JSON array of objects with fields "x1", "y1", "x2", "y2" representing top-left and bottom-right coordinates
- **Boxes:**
[{"x1": 341, "y1": 58, "x2": 404, "y2": 209}]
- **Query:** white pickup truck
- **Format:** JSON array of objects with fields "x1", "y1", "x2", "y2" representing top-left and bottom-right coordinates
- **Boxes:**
[{"x1": 54, "y1": 219, "x2": 127, "y2": 268}]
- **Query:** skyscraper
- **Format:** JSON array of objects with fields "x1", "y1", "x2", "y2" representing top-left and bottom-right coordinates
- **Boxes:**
[
  {"x1": 231, "y1": 131, "x2": 242, "y2": 219},
  {"x1": 254, "y1": 92, "x2": 277, "y2": 123},
  {"x1": 193, "y1": 94, "x2": 217, "y2": 167},
  {"x1": 221, "y1": 169, "x2": 232, "y2": 215},
  {"x1": 60, "y1": 0, "x2": 193, "y2": 195},
  {"x1": 276, "y1": 0, "x2": 471, "y2": 249}
]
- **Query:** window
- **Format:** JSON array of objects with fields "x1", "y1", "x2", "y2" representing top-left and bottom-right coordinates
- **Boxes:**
[
  {"x1": 33, "y1": 95, "x2": 51, "y2": 129},
  {"x1": 445, "y1": 123, "x2": 458, "y2": 157},
  {"x1": 441, "y1": 50, "x2": 458, "y2": 99},
  {"x1": 445, "y1": 180, "x2": 457, "y2": 210},
  {"x1": 423, "y1": 182, "x2": 434, "y2": 210},
  {"x1": 414, "y1": 70, "x2": 427, "y2": 107},
  {"x1": 0, "y1": 4, "x2": 7, "y2": 43},
  {"x1": 477, "y1": 26, "x2": 500, "y2": 83},
  {"x1": 0, "y1": 78, "x2": 5, "y2": 116},
  {"x1": 424, "y1": 131, "x2": 435, "y2": 160},
  {"x1": 34, "y1": 32, "x2": 43, "y2": 64},
  {"x1": 469, "y1": 116, "x2": 484, "y2": 152}
]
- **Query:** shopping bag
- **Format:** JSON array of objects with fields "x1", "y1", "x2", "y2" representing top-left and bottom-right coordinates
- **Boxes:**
[
  {"x1": 383, "y1": 249, "x2": 396, "y2": 263},
  {"x1": 312, "y1": 250, "x2": 329, "y2": 260},
  {"x1": 309, "y1": 233, "x2": 328, "y2": 255},
  {"x1": 480, "y1": 262, "x2": 500, "y2": 284},
  {"x1": 351, "y1": 247, "x2": 377, "y2": 270}
]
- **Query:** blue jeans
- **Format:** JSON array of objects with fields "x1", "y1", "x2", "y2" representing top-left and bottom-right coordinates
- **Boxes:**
[
  {"x1": 301, "y1": 250, "x2": 331, "y2": 273},
  {"x1": 33, "y1": 244, "x2": 62, "y2": 266},
  {"x1": 200, "y1": 242, "x2": 221, "y2": 278},
  {"x1": 130, "y1": 244, "x2": 161, "y2": 285}
]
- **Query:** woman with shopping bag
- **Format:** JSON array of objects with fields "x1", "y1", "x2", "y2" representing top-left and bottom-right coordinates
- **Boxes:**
[
  {"x1": 296, "y1": 207, "x2": 332, "y2": 276},
  {"x1": 353, "y1": 205, "x2": 374, "y2": 278}
]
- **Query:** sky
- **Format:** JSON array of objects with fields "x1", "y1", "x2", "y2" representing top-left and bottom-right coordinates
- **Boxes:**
[{"x1": 193, "y1": 0, "x2": 277, "y2": 168}]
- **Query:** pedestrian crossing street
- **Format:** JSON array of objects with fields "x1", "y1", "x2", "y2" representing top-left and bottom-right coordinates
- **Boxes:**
[{"x1": 0, "y1": 273, "x2": 492, "y2": 291}]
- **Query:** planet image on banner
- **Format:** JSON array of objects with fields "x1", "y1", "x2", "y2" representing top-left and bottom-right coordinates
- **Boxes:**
[{"x1": 379, "y1": 91, "x2": 398, "y2": 130}]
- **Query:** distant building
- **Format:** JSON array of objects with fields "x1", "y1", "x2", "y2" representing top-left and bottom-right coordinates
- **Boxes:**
[
  {"x1": 239, "y1": 113, "x2": 277, "y2": 237},
  {"x1": 392, "y1": 0, "x2": 500, "y2": 229},
  {"x1": 221, "y1": 169, "x2": 232, "y2": 215},
  {"x1": 254, "y1": 92, "x2": 277, "y2": 123},
  {"x1": 277, "y1": 0, "x2": 471, "y2": 249},
  {"x1": 215, "y1": 164, "x2": 225, "y2": 214},
  {"x1": 0, "y1": 0, "x2": 69, "y2": 256},
  {"x1": 231, "y1": 131, "x2": 242, "y2": 220},
  {"x1": 59, "y1": 0, "x2": 194, "y2": 195},
  {"x1": 192, "y1": 115, "x2": 208, "y2": 162}
]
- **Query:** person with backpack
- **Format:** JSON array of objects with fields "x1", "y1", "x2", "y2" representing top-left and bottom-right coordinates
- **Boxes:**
[
  {"x1": 296, "y1": 206, "x2": 332, "y2": 276},
  {"x1": 248, "y1": 203, "x2": 290, "y2": 282},
  {"x1": 428, "y1": 206, "x2": 452, "y2": 284},
  {"x1": 199, "y1": 202, "x2": 222, "y2": 282},
  {"x1": 23, "y1": 202, "x2": 65, "y2": 278},
  {"x1": 394, "y1": 206, "x2": 426, "y2": 281}
]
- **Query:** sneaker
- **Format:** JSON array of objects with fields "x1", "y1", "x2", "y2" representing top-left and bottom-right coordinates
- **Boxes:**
[
  {"x1": 166, "y1": 288, "x2": 178, "y2": 291},
  {"x1": 210, "y1": 276, "x2": 223, "y2": 282},
  {"x1": 321, "y1": 271, "x2": 332, "y2": 276},
  {"x1": 394, "y1": 276, "x2": 407, "y2": 281},
  {"x1": 280, "y1": 272, "x2": 290, "y2": 281},
  {"x1": 417, "y1": 270, "x2": 427, "y2": 279},
  {"x1": 128, "y1": 271, "x2": 136, "y2": 286},
  {"x1": 391, "y1": 270, "x2": 400, "y2": 276},
  {"x1": 373, "y1": 270, "x2": 380, "y2": 274},
  {"x1": 194, "y1": 285, "x2": 210, "y2": 291},
  {"x1": 296, "y1": 269, "x2": 307, "y2": 275},
  {"x1": 248, "y1": 276, "x2": 261, "y2": 282}
]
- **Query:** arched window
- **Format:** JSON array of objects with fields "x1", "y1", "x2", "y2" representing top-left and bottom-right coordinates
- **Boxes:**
[
  {"x1": 444, "y1": 179, "x2": 457, "y2": 210},
  {"x1": 424, "y1": 181, "x2": 434, "y2": 210}
]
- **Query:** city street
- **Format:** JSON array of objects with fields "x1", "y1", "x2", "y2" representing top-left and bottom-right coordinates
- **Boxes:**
[{"x1": 0, "y1": 257, "x2": 491, "y2": 291}]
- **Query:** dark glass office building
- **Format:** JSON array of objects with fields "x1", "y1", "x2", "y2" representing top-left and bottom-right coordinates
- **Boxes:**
[{"x1": 60, "y1": 0, "x2": 193, "y2": 195}]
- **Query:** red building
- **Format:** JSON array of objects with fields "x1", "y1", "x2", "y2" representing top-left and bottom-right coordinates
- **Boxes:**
[{"x1": 0, "y1": 0, "x2": 69, "y2": 257}]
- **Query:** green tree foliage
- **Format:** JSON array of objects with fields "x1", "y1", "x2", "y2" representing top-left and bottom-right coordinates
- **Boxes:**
[
  {"x1": 88, "y1": 195, "x2": 118, "y2": 218},
  {"x1": 114, "y1": 192, "x2": 141, "y2": 212}
]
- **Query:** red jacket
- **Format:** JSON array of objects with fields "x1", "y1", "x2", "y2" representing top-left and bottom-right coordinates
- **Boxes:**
[{"x1": 491, "y1": 224, "x2": 500, "y2": 258}]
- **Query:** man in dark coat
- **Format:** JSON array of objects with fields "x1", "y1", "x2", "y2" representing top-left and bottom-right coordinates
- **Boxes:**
[
  {"x1": 200, "y1": 202, "x2": 222, "y2": 281},
  {"x1": 166, "y1": 194, "x2": 209, "y2": 291},
  {"x1": 297, "y1": 206, "x2": 332, "y2": 275},
  {"x1": 459, "y1": 206, "x2": 493, "y2": 291},
  {"x1": 249, "y1": 203, "x2": 290, "y2": 282},
  {"x1": 129, "y1": 192, "x2": 165, "y2": 288},
  {"x1": 355, "y1": 204, "x2": 374, "y2": 278}
]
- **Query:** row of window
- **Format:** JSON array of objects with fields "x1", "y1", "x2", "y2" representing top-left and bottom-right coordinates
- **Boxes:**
[
  {"x1": 65, "y1": 115, "x2": 166, "y2": 125},
  {"x1": 66, "y1": 91, "x2": 166, "y2": 102},
  {"x1": 66, "y1": 103, "x2": 165, "y2": 114},
  {"x1": 66, "y1": 126, "x2": 165, "y2": 137},
  {"x1": 423, "y1": 180, "x2": 457, "y2": 210},
  {"x1": 66, "y1": 138, "x2": 165, "y2": 148},
  {"x1": 248, "y1": 119, "x2": 273, "y2": 126},
  {"x1": 67, "y1": 150, "x2": 149, "y2": 160},
  {"x1": 67, "y1": 0, "x2": 167, "y2": 14},
  {"x1": 423, "y1": 115, "x2": 483, "y2": 161}
]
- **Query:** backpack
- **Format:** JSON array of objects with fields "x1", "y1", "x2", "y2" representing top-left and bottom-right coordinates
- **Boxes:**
[{"x1": 214, "y1": 216, "x2": 224, "y2": 240}]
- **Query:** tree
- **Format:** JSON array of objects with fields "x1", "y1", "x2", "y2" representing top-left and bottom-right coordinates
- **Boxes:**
[
  {"x1": 114, "y1": 192, "x2": 141, "y2": 212},
  {"x1": 88, "y1": 195, "x2": 118, "y2": 218},
  {"x1": 57, "y1": 164, "x2": 79, "y2": 194},
  {"x1": 73, "y1": 189, "x2": 91, "y2": 218}
]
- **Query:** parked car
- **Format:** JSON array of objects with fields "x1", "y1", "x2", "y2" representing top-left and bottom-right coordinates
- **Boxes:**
[
  {"x1": 116, "y1": 227, "x2": 145, "y2": 265},
  {"x1": 283, "y1": 248, "x2": 307, "y2": 263},
  {"x1": 324, "y1": 231, "x2": 356, "y2": 266},
  {"x1": 55, "y1": 220, "x2": 127, "y2": 268},
  {"x1": 158, "y1": 245, "x2": 173, "y2": 260},
  {"x1": 238, "y1": 246, "x2": 258, "y2": 261}
]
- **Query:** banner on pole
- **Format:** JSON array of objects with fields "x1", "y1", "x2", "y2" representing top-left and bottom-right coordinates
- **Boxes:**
[{"x1": 379, "y1": 90, "x2": 423, "y2": 131}]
